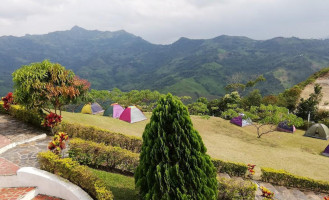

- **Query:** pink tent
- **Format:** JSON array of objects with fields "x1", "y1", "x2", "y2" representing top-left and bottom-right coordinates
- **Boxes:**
[
  {"x1": 112, "y1": 103, "x2": 124, "y2": 118},
  {"x1": 119, "y1": 106, "x2": 147, "y2": 123}
]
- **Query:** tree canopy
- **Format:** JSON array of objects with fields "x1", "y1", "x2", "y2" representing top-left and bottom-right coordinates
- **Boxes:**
[{"x1": 12, "y1": 60, "x2": 90, "y2": 114}]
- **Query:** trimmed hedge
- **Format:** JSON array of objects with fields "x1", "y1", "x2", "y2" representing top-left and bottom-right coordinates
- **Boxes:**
[
  {"x1": 0, "y1": 101, "x2": 44, "y2": 128},
  {"x1": 38, "y1": 151, "x2": 113, "y2": 200},
  {"x1": 212, "y1": 159, "x2": 248, "y2": 177},
  {"x1": 217, "y1": 177, "x2": 257, "y2": 200},
  {"x1": 261, "y1": 167, "x2": 329, "y2": 193},
  {"x1": 54, "y1": 121, "x2": 142, "y2": 153},
  {"x1": 69, "y1": 138, "x2": 139, "y2": 174}
]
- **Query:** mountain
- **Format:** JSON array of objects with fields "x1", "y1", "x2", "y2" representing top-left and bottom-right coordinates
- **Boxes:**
[{"x1": 1, "y1": 26, "x2": 329, "y2": 98}]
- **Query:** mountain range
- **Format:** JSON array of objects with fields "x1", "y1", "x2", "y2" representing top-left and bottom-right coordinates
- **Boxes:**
[{"x1": 1, "y1": 26, "x2": 329, "y2": 99}]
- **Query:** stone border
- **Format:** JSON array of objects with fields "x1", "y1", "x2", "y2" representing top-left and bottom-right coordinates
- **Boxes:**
[
  {"x1": 0, "y1": 134, "x2": 47, "y2": 154},
  {"x1": 0, "y1": 167, "x2": 93, "y2": 200}
]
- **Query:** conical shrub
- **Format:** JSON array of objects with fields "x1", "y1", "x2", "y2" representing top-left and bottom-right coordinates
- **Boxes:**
[{"x1": 135, "y1": 93, "x2": 218, "y2": 200}]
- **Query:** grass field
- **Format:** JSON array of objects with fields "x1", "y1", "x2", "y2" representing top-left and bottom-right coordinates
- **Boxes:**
[
  {"x1": 62, "y1": 111, "x2": 329, "y2": 182},
  {"x1": 91, "y1": 169, "x2": 138, "y2": 200}
]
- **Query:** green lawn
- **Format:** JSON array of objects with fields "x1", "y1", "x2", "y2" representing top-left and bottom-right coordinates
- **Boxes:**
[
  {"x1": 91, "y1": 168, "x2": 138, "y2": 200},
  {"x1": 62, "y1": 111, "x2": 329, "y2": 182}
]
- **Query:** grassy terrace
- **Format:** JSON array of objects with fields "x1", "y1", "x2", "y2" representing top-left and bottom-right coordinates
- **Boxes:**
[{"x1": 62, "y1": 111, "x2": 329, "y2": 181}]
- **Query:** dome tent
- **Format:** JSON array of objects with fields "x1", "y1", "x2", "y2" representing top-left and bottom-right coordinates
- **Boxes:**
[
  {"x1": 119, "y1": 106, "x2": 147, "y2": 123},
  {"x1": 323, "y1": 145, "x2": 329, "y2": 157},
  {"x1": 304, "y1": 123, "x2": 329, "y2": 140},
  {"x1": 103, "y1": 103, "x2": 124, "y2": 118},
  {"x1": 277, "y1": 121, "x2": 296, "y2": 133},
  {"x1": 81, "y1": 102, "x2": 104, "y2": 114},
  {"x1": 230, "y1": 114, "x2": 252, "y2": 127}
]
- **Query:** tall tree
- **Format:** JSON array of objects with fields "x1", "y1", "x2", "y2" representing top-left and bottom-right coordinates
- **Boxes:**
[
  {"x1": 12, "y1": 60, "x2": 90, "y2": 115},
  {"x1": 135, "y1": 94, "x2": 218, "y2": 200}
]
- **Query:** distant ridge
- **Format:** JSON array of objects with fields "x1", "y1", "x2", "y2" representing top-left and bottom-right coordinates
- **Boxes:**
[{"x1": 1, "y1": 26, "x2": 329, "y2": 98}]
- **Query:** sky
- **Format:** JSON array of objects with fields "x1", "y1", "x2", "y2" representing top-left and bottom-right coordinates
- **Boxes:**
[{"x1": 0, "y1": 0, "x2": 329, "y2": 44}]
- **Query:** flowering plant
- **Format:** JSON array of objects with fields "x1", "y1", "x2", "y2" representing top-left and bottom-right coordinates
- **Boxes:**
[
  {"x1": 247, "y1": 164, "x2": 256, "y2": 178},
  {"x1": 260, "y1": 186, "x2": 274, "y2": 199},
  {"x1": 48, "y1": 132, "x2": 69, "y2": 156},
  {"x1": 324, "y1": 196, "x2": 329, "y2": 200},
  {"x1": 1, "y1": 92, "x2": 14, "y2": 110},
  {"x1": 43, "y1": 112, "x2": 62, "y2": 128}
]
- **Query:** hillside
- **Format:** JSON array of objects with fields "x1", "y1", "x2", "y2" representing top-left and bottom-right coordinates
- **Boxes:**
[
  {"x1": 1, "y1": 26, "x2": 329, "y2": 98},
  {"x1": 300, "y1": 70, "x2": 329, "y2": 110}
]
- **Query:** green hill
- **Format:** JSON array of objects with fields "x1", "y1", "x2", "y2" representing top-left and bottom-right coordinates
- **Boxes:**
[{"x1": 1, "y1": 26, "x2": 329, "y2": 98}]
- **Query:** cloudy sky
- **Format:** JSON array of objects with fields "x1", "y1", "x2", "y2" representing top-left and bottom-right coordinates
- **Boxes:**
[{"x1": 0, "y1": 0, "x2": 328, "y2": 44}]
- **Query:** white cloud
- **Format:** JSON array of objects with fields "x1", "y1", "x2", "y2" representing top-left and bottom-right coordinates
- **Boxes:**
[{"x1": 0, "y1": 0, "x2": 329, "y2": 44}]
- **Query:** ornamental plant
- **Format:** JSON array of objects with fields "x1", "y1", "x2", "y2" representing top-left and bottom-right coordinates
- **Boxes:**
[
  {"x1": 247, "y1": 164, "x2": 256, "y2": 178},
  {"x1": 48, "y1": 132, "x2": 69, "y2": 157},
  {"x1": 135, "y1": 93, "x2": 218, "y2": 200},
  {"x1": 43, "y1": 112, "x2": 62, "y2": 134},
  {"x1": 260, "y1": 186, "x2": 274, "y2": 199},
  {"x1": 1, "y1": 92, "x2": 14, "y2": 111},
  {"x1": 324, "y1": 196, "x2": 329, "y2": 200}
]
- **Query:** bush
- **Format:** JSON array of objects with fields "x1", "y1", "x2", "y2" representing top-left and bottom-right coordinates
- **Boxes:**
[
  {"x1": 217, "y1": 177, "x2": 257, "y2": 200},
  {"x1": 212, "y1": 159, "x2": 248, "y2": 177},
  {"x1": 0, "y1": 101, "x2": 44, "y2": 128},
  {"x1": 69, "y1": 138, "x2": 139, "y2": 174},
  {"x1": 261, "y1": 167, "x2": 329, "y2": 193},
  {"x1": 54, "y1": 121, "x2": 142, "y2": 153},
  {"x1": 38, "y1": 151, "x2": 113, "y2": 200}
]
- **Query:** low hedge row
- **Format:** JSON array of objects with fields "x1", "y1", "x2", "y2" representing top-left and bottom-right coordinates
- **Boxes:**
[
  {"x1": 54, "y1": 121, "x2": 142, "y2": 153},
  {"x1": 69, "y1": 138, "x2": 139, "y2": 174},
  {"x1": 217, "y1": 177, "x2": 257, "y2": 200},
  {"x1": 0, "y1": 101, "x2": 44, "y2": 128},
  {"x1": 38, "y1": 151, "x2": 113, "y2": 200},
  {"x1": 261, "y1": 167, "x2": 329, "y2": 193},
  {"x1": 212, "y1": 159, "x2": 248, "y2": 177}
]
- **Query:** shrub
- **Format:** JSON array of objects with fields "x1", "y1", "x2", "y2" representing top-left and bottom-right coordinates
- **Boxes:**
[
  {"x1": 38, "y1": 151, "x2": 113, "y2": 200},
  {"x1": 135, "y1": 93, "x2": 218, "y2": 200},
  {"x1": 0, "y1": 102, "x2": 44, "y2": 128},
  {"x1": 69, "y1": 138, "x2": 139, "y2": 174},
  {"x1": 212, "y1": 159, "x2": 248, "y2": 177},
  {"x1": 54, "y1": 121, "x2": 142, "y2": 153},
  {"x1": 217, "y1": 177, "x2": 257, "y2": 200},
  {"x1": 261, "y1": 167, "x2": 329, "y2": 193}
]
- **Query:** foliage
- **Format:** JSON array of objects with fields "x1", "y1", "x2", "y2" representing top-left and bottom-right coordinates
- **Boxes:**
[
  {"x1": 247, "y1": 164, "x2": 256, "y2": 178},
  {"x1": 241, "y1": 89, "x2": 262, "y2": 109},
  {"x1": 1, "y1": 92, "x2": 14, "y2": 111},
  {"x1": 54, "y1": 121, "x2": 142, "y2": 153},
  {"x1": 262, "y1": 95, "x2": 279, "y2": 105},
  {"x1": 37, "y1": 151, "x2": 113, "y2": 200},
  {"x1": 277, "y1": 86, "x2": 302, "y2": 111},
  {"x1": 69, "y1": 138, "x2": 139, "y2": 174},
  {"x1": 225, "y1": 75, "x2": 265, "y2": 93},
  {"x1": 48, "y1": 132, "x2": 69, "y2": 156},
  {"x1": 188, "y1": 101, "x2": 209, "y2": 115},
  {"x1": 12, "y1": 60, "x2": 90, "y2": 115},
  {"x1": 260, "y1": 186, "x2": 274, "y2": 199},
  {"x1": 212, "y1": 159, "x2": 248, "y2": 177},
  {"x1": 135, "y1": 93, "x2": 218, "y2": 200},
  {"x1": 247, "y1": 104, "x2": 303, "y2": 138},
  {"x1": 261, "y1": 167, "x2": 329, "y2": 193},
  {"x1": 217, "y1": 177, "x2": 257, "y2": 200},
  {"x1": 43, "y1": 112, "x2": 62, "y2": 128},
  {"x1": 296, "y1": 84, "x2": 323, "y2": 120}
]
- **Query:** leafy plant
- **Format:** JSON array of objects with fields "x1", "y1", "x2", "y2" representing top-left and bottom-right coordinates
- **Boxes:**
[
  {"x1": 48, "y1": 132, "x2": 69, "y2": 156},
  {"x1": 1, "y1": 92, "x2": 14, "y2": 111}
]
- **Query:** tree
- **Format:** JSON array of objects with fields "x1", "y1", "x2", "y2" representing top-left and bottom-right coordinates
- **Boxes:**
[
  {"x1": 277, "y1": 86, "x2": 302, "y2": 112},
  {"x1": 188, "y1": 101, "x2": 209, "y2": 115},
  {"x1": 296, "y1": 84, "x2": 322, "y2": 120},
  {"x1": 135, "y1": 94, "x2": 218, "y2": 200},
  {"x1": 247, "y1": 104, "x2": 303, "y2": 138},
  {"x1": 241, "y1": 89, "x2": 262, "y2": 109},
  {"x1": 12, "y1": 60, "x2": 90, "y2": 115}
]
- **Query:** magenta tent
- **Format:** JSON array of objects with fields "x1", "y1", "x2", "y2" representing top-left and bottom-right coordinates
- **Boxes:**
[
  {"x1": 119, "y1": 106, "x2": 147, "y2": 123},
  {"x1": 112, "y1": 103, "x2": 124, "y2": 118}
]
